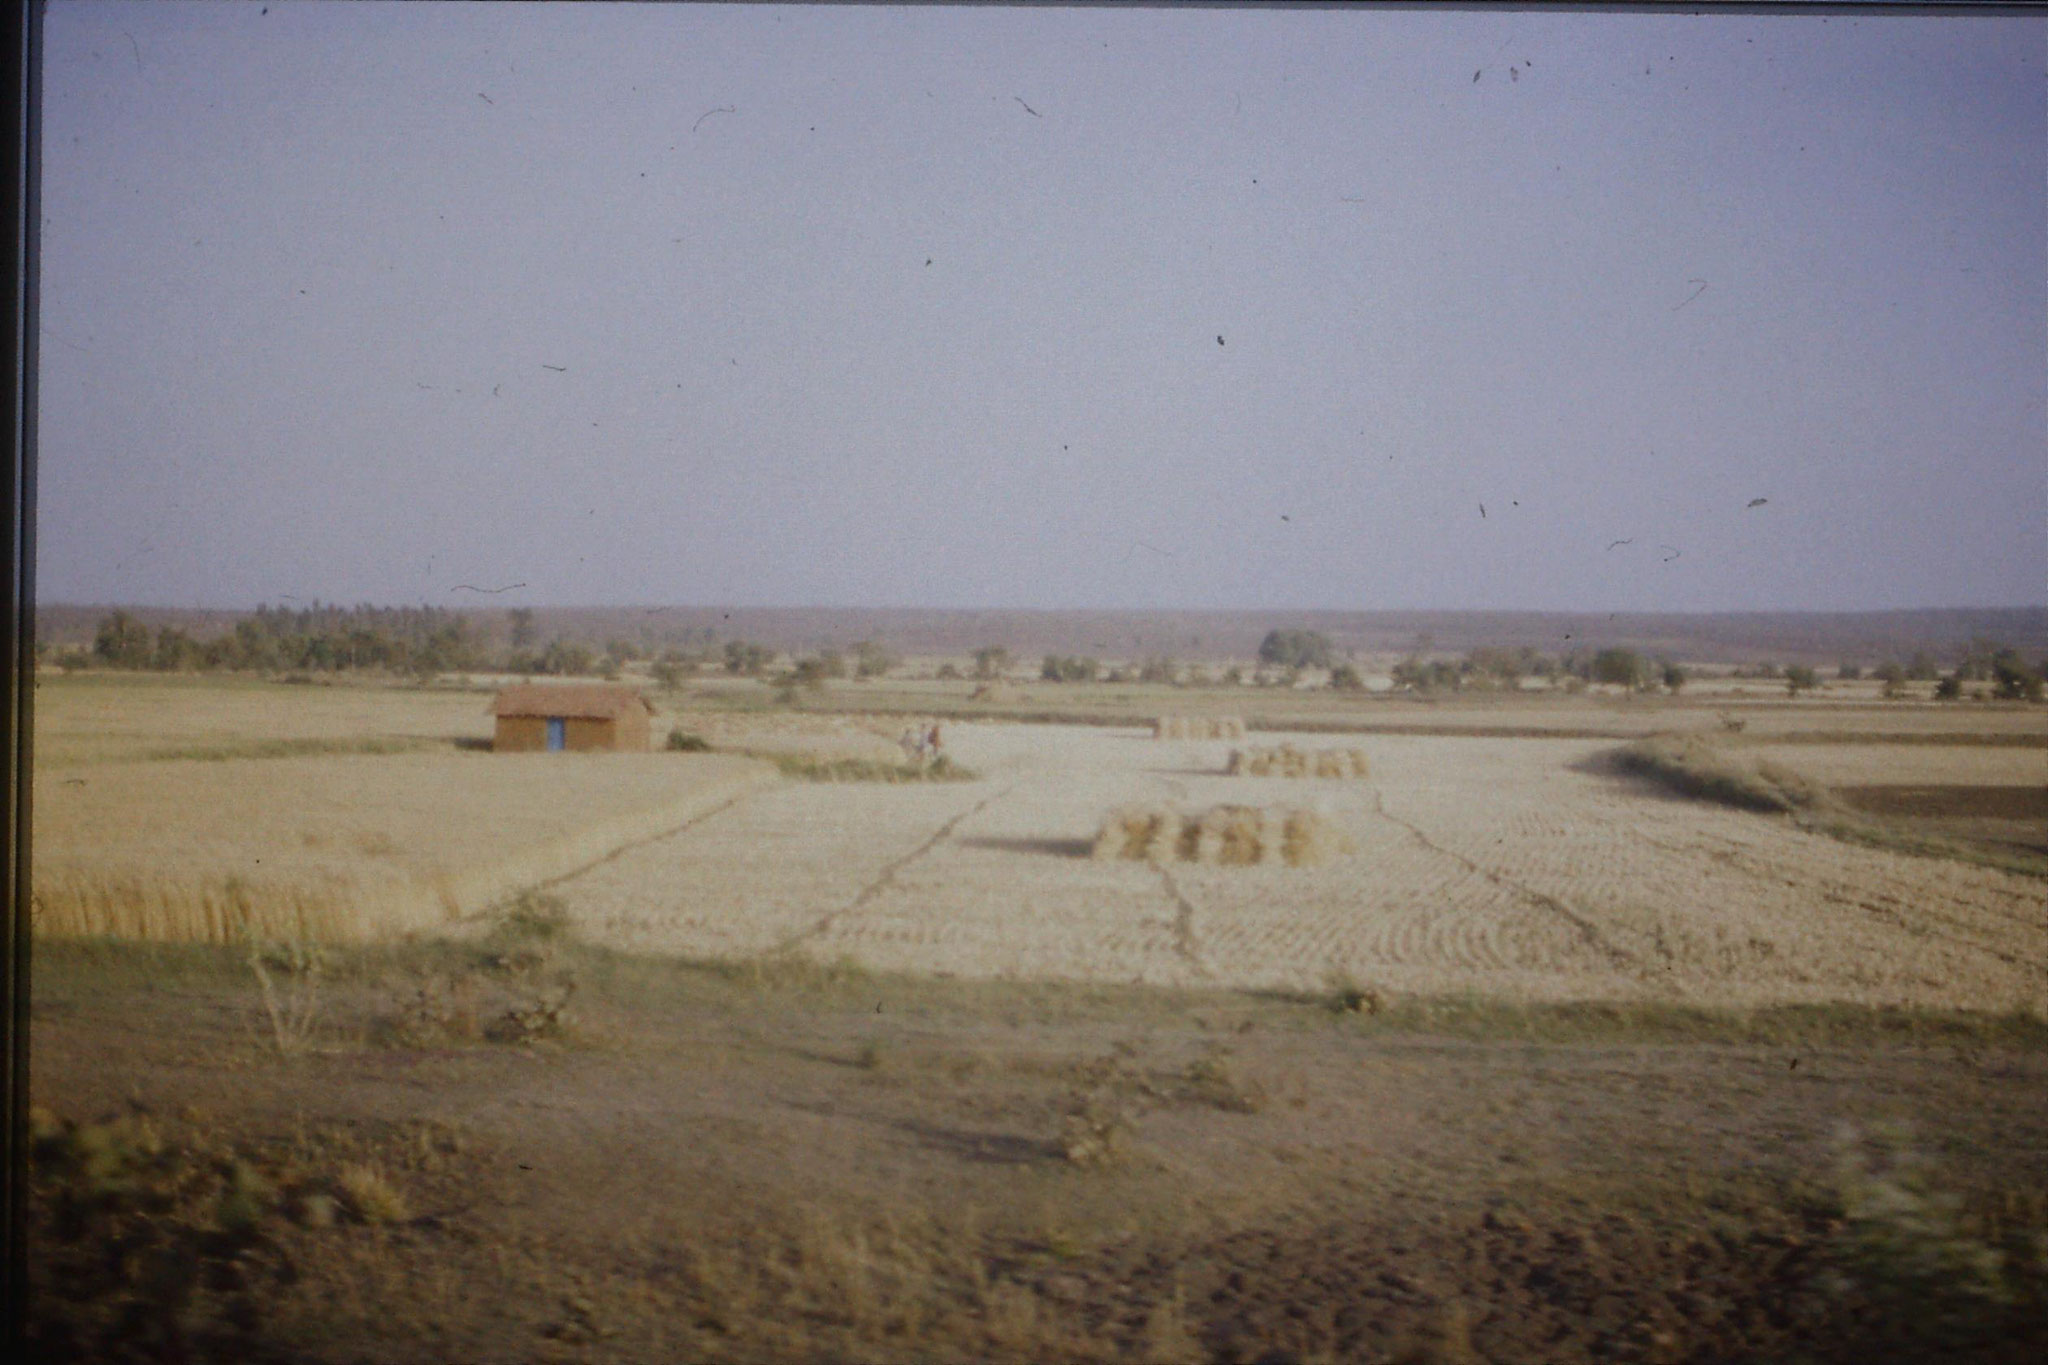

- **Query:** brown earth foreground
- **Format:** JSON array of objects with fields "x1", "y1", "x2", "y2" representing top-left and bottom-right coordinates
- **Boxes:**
[{"x1": 26, "y1": 938, "x2": 2048, "y2": 1364}]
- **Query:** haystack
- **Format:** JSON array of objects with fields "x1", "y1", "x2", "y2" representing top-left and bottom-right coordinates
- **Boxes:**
[
  {"x1": 1227, "y1": 745, "x2": 1370, "y2": 779},
  {"x1": 1155, "y1": 716, "x2": 1248, "y2": 741},
  {"x1": 1092, "y1": 806, "x2": 1183, "y2": 862},
  {"x1": 1092, "y1": 804, "x2": 1349, "y2": 867},
  {"x1": 1281, "y1": 808, "x2": 1351, "y2": 867}
]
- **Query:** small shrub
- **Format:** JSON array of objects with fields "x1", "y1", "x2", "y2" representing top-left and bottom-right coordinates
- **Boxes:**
[
  {"x1": 336, "y1": 1163, "x2": 410, "y2": 1224},
  {"x1": 1182, "y1": 1049, "x2": 1266, "y2": 1113},
  {"x1": 486, "y1": 980, "x2": 577, "y2": 1045},
  {"x1": 381, "y1": 973, "x2": 482, "y2": 1047},
  {"x1": 27, "y1": 1110, "x2": 302, "y2": 1359},
  {"x1": 242, "y1": 931, "x2": 325, "y2": 1056},
  {"x1": 1324, "y1": 966, "x2": 1386, "y2": 1015},
  {"x1": 497, "y1": 890, "x2": 572, "y2": 942},
  {"x1": 1058, "y1": 1099, "x2": 1133, "y2": 1167},
  {"x1": 667, "y1": 730, "x2": 711, "y2": 752},
  {"x1": 1821, "y1": 1123, "x2": 2048, "y2": 1355}
]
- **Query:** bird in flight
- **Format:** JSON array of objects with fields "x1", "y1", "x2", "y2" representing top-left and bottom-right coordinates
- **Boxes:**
[{"x1": 1746, "y1": 497, "x2": 1769, "y2": 509}]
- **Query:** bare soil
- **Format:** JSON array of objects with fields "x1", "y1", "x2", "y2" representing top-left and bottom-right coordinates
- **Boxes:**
[{"x1": 27, "y1": 939, "x2": 2048, "y2": 1364}]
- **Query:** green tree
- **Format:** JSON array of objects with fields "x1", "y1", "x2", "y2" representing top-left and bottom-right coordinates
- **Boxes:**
[
  {"x1": 973, "y1": 646, "x2": 1011, "y2": 680},
  {"x1": 539, "y1": 640, "x2": 593, "y2": 676},
  {"x1": 1137, "y1": 656, "x2": 1178, "y2": 685},
  {"x1": 1934, "y1": 674, "x2": 1962, "y2": 700},
  {"x1": 1991, "y1": 651, "x2": 2043, "y2": 702},
  {"x1": 853, "y1": 640, "x2": 897, "y2": 679},
  {"x1": 1875, "y1": 661, "x2": 1907, "y2": 699},
  {"x1": 92, "y1": 611, "x2": 154, "y2": 669},
  {"x1": 1392, "y1": 658, "x2": 1461, "y2": 692},
  {"x1": 1661, "y1": 661, "x2": 1688, "y2": 693},
  {"x1": 786, "y1": 657, "x2": 834, "y2": 692},
  {"x1": 724, "y1": 640, "x2": 772, "y2": 675},
  {"x1": 1257, "y1": 629, "x2": 1336, "y2": 671},
  {"x1": 1784, "y1": 665, "x2": 1820, "y2": 696},
  {"x1": 1040, "y1": 655, "x2": 1099, "y2": 683},
  {"x1": 1329, "y1": 663, "x2": 1365, "y2": 691},
  {"x1": 509, "y1": 608, "x2": 537, "y2": 651},
  {"x1": 1591, "y1": 648, "x2": 1647, "y2": 689},
  {"x1": 150, "y1": 626, "x2": 201, "y2": 672}
]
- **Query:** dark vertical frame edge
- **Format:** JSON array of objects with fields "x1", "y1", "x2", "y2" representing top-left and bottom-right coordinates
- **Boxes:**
[{"x1": 1, "y1": 0, "x2": 37, "y2": 1349}]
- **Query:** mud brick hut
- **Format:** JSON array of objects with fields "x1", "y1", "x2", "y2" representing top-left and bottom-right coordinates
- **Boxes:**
[{"x1": 492, "y1": 684, "x2": 655, "y2": 753}]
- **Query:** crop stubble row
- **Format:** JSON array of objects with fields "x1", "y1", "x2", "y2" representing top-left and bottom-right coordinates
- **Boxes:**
[{"x1": 551, "y1": 726, "x2": 2047, "y2": 1012}]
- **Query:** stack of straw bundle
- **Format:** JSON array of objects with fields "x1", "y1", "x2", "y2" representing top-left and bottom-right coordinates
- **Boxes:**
[
  {"x1": 1227, "y1": 745, "x2": 1369, "y2": 778},
  {"x1": 1092, "y1": 803, "x2": 1351, "y2": 867},
  {"x1": 1153, "y1": 716, "x2": 1248, "y2": 741}
]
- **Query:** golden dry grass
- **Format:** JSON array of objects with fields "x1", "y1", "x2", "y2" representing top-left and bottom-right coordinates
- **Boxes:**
[
  {"x1": 31, "y1": 753, "x2": 773, "y2": 943},
  {"x1": 33, "y1": 674, "x2": 496, "y2": 769}
]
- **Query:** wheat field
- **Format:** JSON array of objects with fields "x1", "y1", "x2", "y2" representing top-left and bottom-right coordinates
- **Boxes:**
[
  {"x1": 33, "y1": 675, "x2": 498, "y2": 768},
  {"x1": 32, "y1": 752, "x2": 773, "y2": 943}
]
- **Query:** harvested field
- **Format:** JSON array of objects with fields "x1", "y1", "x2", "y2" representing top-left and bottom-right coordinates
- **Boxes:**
[
  {"x1": 31, "y1": 752, "x2": 773, "y2": 943},
  {"x1": 546, "y1": 724, "x2": 2048, "y2": 1013},
  {"x1": 1743, "y1": 742, "x2": 2048, "y2": 788}
]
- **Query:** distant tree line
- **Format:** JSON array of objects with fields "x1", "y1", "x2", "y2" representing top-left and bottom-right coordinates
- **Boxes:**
[
  {"x1": 75, "y1": 604, "x2": 483, "y2": 678},
  {"x1": 50, "y1": 608, "x2": 2048, "y2": 704}
]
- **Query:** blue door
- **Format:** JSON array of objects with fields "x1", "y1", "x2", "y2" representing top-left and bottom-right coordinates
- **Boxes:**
[{"x1": 546, "y1": 717, "x2": 566, "y2": 751}]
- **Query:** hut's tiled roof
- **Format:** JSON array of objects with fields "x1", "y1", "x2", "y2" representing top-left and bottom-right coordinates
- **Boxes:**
[{"x1": 491, "y1": 684, "x2": 654, "y2": 720}]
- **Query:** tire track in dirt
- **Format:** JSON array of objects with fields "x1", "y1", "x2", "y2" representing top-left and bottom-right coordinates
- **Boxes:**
[
  {"x1": 1142, "y1": 773, "x2": 1213, "y2": 977},
  {"x1": 528, "y1": 783, "x2": 768, "y2": 900},
  {"x1": 1369, "y1": 790, "x2": 1639, "y2": 971},
  {"x1": 1155, "y1": 863, "x2": 1212, "y2": 978},
  {"x1": 767, "y1": 783, "x2": 1019, "y2": 956}
]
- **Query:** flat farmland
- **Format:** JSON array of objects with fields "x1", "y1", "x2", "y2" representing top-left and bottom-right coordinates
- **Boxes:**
[
  {"x1": 32, "y1": 673, "x2": 500, "y2": 767},
  {"x1": 27, "y1": 672, "x2": 2048, "y2": 1363},
  {"x1": 554, "y1": 722, "x2": 2048, "y2": 1012},
  {"x1": 33, "y1": 752, "x2": 775, "y2": 942}
]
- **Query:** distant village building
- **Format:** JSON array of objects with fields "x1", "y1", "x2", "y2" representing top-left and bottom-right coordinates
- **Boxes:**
[{"x1": 491, "y1": 684, "x2": 654, "y2": 753}]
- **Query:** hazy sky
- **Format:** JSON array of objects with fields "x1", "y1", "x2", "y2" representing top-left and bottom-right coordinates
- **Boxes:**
[{"x1": 34, "y1": 2, "x2": 2046, "y2": 612}]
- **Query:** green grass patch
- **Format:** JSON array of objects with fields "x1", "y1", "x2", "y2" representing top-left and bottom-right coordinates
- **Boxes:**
[
  {"x1": 36, "y1": 934, "x2": 2048, "y2": 1054},
  {"x1": 1306, "y1": 991, "x2": 2048, "y2": 1049},
  {"x1": 748, "y1": 752, "x2": 979, "y2": 783},
  {"x1": 140, "y1": 736, "x2": 449, "y2": 763}
]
